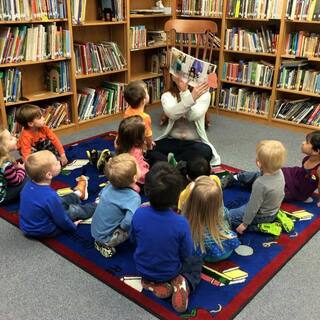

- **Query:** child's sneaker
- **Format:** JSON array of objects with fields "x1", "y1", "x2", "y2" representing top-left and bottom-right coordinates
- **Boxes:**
[
  {"x1": 86, "y1": 149, "x2": 99, "y2": 166},
  {"x1": 94, "y1": 241, "x2": 116, "y2": 258},
  {"x1": 107, "y1": 228, "x2": 129, "y2": 247},
  {"x1": 258, "y1": 222, "x2": 282, "y2": 236},
  {"x1": 171, "y1": 275, "x2": 189, "y2": 313},
  {"x1": 276, "y1": 210, "x2": 294, "y2": 233},
  {"x1": 168, "y1": 152, "x2": 177, "y2": 167},
  {"x1": 141, "y1": 280, "x2": 173, "y2": 299},
  {"x1": 74, "y1": 175, "x2": 88, "y2": 200},
  {"x1": 220, "y1": 172, "x2": 236, "y2": 189},
  {"x1": 97, "y1": 149, "x2": 112, "y2": 173}
]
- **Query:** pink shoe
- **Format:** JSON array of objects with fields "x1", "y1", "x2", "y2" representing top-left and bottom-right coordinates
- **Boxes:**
[
  {"x1": 141, "y1": 279, "x2": 173, "y2": 299},
  {"x1": 171, "y1": 275, "x2": 189, "y2": 313}
]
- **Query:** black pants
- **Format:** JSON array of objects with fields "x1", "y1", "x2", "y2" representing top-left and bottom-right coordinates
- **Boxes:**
[{"x1": 146, "y1": 138, "x2": 212, "y2": 166}]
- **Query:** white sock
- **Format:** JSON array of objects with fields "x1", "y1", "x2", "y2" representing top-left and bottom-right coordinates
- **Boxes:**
[
  {"x1": 304, "y1": 197, "x2": 313, "y2": 203},
  {"x1": 74, "y1": 190, "x2": 82, "y2": 198},
  {"x1": 233, "y1": 174, "x2": 238, "y2": 181}
]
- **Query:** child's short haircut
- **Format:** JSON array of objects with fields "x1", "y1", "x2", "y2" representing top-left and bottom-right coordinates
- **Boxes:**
[
  {"x1": 124, "y1": 80, "x2": 147, "y2": 108},
  {"x1": 145, "y1": 162, "x2": 183, "y2": 210},
  {"x1": 306, "y1": 131, "x2": 320, "y2": 152},
  {"x1": 187, "y1": 157, "x2": 211, "y2": 180},
  {"x1": 25, "y1": 150, "x2": 57, "y2": 182},
  {"x1": 256, "y1": 140, "x2": 286, "y2": 173},
  {"x1": 105, "y1": 153, "x2": 137, "y2": 188},
  {"x1": 15, "y1": 104, "x2": 42, "y2": 128}
]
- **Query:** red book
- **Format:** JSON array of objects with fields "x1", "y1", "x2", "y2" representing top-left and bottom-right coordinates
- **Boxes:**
[{"x1": 203, "y1": 260, "x2": 239, "y2": 274}]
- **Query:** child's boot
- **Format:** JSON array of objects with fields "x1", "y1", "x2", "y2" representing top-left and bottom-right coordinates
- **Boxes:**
[
  {"x1": 97, "y1": 149, "x2": 112, "y2": 173},
  {"x1": 171, "y1": 275, "x2": 189, "y2": 313},
  {"x1": 94, "y1": 241, "x2": 116, "y2": 258},
  {"x1": 258, "y1": 222, "x2": 282, "y2": 236},
  {"x1": 276, "y1": 210, "x2": 294, "y2": 232},
  {"x1": 74, "y1": 175, "x2": 88, "y2": 200},
  {"x1": 86, "y1": 149, "x2": 99, "y2": 166}
]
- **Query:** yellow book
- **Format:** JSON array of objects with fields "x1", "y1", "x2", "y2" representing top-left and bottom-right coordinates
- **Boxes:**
[
  {"x1": 235, "y1": 0, "x2": 241, "y2": 18},
  {"x1": 223, "y1": 269, "x2": 248, "y2": 280},
  {"x1": 57, "y1": 187, "x2": 73, "y2": 196},
  {"x1": 307, "y1": 0, "x2": 316, "y2": 21},
  {"x1": 283, "y1": 210, "x2": 313, "y2": 221}
]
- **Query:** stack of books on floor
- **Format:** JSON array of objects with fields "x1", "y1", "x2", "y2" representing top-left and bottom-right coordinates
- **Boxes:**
[
  {"x1": 281, "y1": 209, "x2": 314, "y2": 221},
  {"x1": 201, "y1": 260, "x2": 248, "y2": 286},
  {"x1": 274, "y1": 99, "x2": 320, "y2": 125}
]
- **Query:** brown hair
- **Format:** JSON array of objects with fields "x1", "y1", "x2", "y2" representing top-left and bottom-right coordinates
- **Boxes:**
[
  {"x1": 166, "y1": 75, "x2": 181, "y2": 102},
  {"x1": 124, "y1": 80, "x2": 147, "y2": 108},
  {"x1": 0, "y1": 128, "x2": 13, "y2": 166},
  {"x1": 256, "y1": 140, "x2": 286, "y2": 173},
  {"x1": 25, "y1": 150, "x2": 56, "y2": 182},
  {"x1": 115, "y1": 116, "x2": 145, "y2": 154},
  {"x1": 105, "y1": 153, "x2": 137, "y2": 188},
  {"x1": 15, "y1": 104, "x2": 42, "y2": 128},
  {"x1": 183, "y1": 176, "x2": 232, "y2": 253}
]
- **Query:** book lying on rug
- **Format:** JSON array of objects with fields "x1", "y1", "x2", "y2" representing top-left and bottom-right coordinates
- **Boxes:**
[
  {"x1": 169, "y1": 47, "x2": 217, "y2": 88},
  {"x1": 204, "y1": 260, "x2": 239, "y2": 273},
  {"x1": 57, "y1": 187, "x2": 73, "y2": 196},
  {"x1": 120, "y1": 276, "x2": 143, "y2": 292},
  {"x1": 64, "y1": 159, "x2": 89, "y2": 171},
  {"x1": 282, "y1": 210, "x2": 314, "y2": 221}
]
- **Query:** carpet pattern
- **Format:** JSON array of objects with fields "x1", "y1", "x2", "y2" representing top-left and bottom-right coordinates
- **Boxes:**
[{"x1": 0, "y1": 134, "x2": 319, "y2": 320}]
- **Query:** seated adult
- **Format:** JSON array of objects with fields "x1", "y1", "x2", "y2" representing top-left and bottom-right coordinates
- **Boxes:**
[{"x1": 149, "y1": 75, "x2": 221, "y2": 166}]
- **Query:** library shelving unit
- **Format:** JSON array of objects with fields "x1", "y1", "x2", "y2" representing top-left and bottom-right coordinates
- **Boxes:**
[
  {"x1": 174, "y1": 0, "x2": 320, "y2": 132},
  {"x1": 128, "y1": 0, "x2": 175, "y2": 108}
]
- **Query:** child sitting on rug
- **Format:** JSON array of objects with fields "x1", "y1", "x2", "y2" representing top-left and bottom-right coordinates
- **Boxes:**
[
  {"x1": 131, "y1": 162, "x2": 202, "y2": 313},
  {"x1": 178, "y1": 156, "x2": 220, "y2": 212},
  {"x1": 16, "y1": 104, "x2": 68, "y2": 165},
  {"x1": 91, "y1": 153, "x2": 141, "y2": 258},
  {"x1": 227, "y1": 140, "x2": 292, "y2": 236},
  {"x1": 183, "y1": 176, "x2": 240, "y2": 262},
  {"x1": 115, "y1": 116, "x2": 149, "y2": 192},
  {"x1": 19, "y1": 150, "x2": 96, "y2": 238},
  {"x1": 123, "y1": 80, "x2": 154, "y2": 150},
  {"x1": 0, "y1": 128, "x2": 27, "y2": 204},
  {"x1": 224, "y1": 131, "x2": 320, "y2": 206}
]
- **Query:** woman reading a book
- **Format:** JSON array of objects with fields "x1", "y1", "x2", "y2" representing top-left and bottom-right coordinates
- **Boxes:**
[{"x1": 148, "y1": 74, "x2": 221, "y2": 166}]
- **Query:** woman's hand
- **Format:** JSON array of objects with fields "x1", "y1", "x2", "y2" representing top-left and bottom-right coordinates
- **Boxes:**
[
  {"x1": 172, "y1": 75, "x2": 188, "y2": 92},
  {"x1": 191, "y1": 82, "x2": 209, "y2": 101}
]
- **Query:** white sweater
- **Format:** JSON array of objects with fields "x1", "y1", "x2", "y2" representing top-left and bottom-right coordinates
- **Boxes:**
[{"x1": 157, "y1": 89, "x2": 221, "y2": 166}]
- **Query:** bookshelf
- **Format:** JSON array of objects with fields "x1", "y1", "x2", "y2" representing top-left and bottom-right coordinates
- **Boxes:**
[{"x1": 175, "y1": 0, "x2": 320, "y2": 132}]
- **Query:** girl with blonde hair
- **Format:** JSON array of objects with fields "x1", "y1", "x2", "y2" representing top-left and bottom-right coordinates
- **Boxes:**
[{"x1": 183, "y1": 176, "x2": 239, "y2": 262}]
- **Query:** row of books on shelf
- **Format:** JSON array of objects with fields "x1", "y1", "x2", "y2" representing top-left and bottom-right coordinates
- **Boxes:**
[
  {"x1": 284, "y1": 32, "x2": 320, "y2": 57},
  {"x1": 129, "y1": 25, "x2": 147, "y2": 50},
  {"x1": 2, "y1": 68, "x2": 22, "y2": 102},
  {"x1": 0, "y1": 0, "x2": 66, "y2": 21},
  {"x1": 224, "y1": 27, "x2": 278, "y2": 53},
  {"x1": 71, "y1": 0, "x2": 124, "y2": 25},
  {"x1": 7, "y1": 101, "x2": 71, "y2": 134},
  {"x1": 0, "y1": 24, "x2": 70, "y2": 64},
  {"x1": 286, "y1": 0, "x2": 320, "y2": 21},
  {"x1": 177, "y1": 0, "x2": 223, "y2": 16},
  {"x1": 274, "y1": 99, "x2": 320, "y2": 126},
  {"x1": 226, "y1": 0, "x2": 282, "y2": 19},
  {"x1": 219, "y1": 87, "x2": 270, "y2": 114},
  {"x1": 46, "y1": 61, "x2": 70, "y2": 93},
  {"x1": 77, "y1": 82, "x2": 126, "y2": 120},
  {"x1": 74, "y1": 41, "x2": 126, "y2": 75},
  {"x1": 278, "y1": 62, "x2": 320, "y2": 94},
  {"x1": 222, "y1": 60, "x2": 274, "y2": 87},
  {"x1": 144, "y1": 77, "x2": 164, "y2": 103},
  {"x1": 175, "y1": 32, "x2": 221, "y2": 48}
]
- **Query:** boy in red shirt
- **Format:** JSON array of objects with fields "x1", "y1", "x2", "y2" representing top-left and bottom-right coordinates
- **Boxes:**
[{"x1": 16, "y1": 104, "x2": 68, "y2": 165}]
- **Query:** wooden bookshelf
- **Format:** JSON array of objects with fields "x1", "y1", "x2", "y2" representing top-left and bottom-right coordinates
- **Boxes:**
[{"x1": 174, "y1": 0, "x2": 320, "y2": 131}]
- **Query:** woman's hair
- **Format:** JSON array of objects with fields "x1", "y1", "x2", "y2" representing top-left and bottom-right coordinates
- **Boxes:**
[
  {"x1": 183, "y1": 176, "x2": 231, "y2": 253},
  {"x1": 116, "y1": 116, "x2": 145, "y2": 154},
  {"x1": 166, "y1": 75, "x2": 181, "y2": 102},
  {"x1": 0, "y1": 128, "x2": 13, "y2": 166}
]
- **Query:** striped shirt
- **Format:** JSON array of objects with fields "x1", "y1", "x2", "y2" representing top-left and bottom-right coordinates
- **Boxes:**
[{"x1": 3, "y1": 161, "x2": 26, "y2": 186}]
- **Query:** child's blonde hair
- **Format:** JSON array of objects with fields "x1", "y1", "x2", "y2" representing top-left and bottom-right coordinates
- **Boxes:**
[
  {"x1": 256, "y1": 140, "x2": 286, "y2": 173},
  {"x1": 0, "y1": 128, "x2": 13, "y2": 166},
  {"x1": 183, "y1": 176, "x2": 232, "y2": 253},
  {"x1": 25, "y1": 150, "x2": 56, "y2": 182},
  {"x1": 15, "y1": 104, "x2": 42, "y2": 128},
  {"x1": 105, "y1": 153, "x2": 137, "y2": 188}
]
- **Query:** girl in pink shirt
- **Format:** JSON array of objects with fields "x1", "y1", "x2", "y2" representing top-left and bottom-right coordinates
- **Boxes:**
[{"x1": 115, "y1": 116, "x2": 149, "y2": 189}]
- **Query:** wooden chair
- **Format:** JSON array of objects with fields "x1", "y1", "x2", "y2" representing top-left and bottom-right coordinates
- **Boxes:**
[{"x1": 160, "y1": 19, "x2": 219, "y2": 127}]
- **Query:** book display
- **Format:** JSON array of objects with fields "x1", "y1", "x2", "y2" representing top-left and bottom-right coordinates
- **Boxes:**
[{"x1": 176, "y1": 0, "x2": 320, "y2": 131}]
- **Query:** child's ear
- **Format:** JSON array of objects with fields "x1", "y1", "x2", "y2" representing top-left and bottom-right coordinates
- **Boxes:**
[
  {"x1": 27, "y1": 121, "x2": 34, "y2": 128},
  {"x1": 256, "y1": 159, "x2": 261, "y2": 168},
  {"x1": 45, "y1": 171, "x2": 52, "y2": 180}
]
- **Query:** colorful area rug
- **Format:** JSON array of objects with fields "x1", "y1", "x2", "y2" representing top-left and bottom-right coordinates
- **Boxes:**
[{"x1": 0, "y1": 133, "x2": 319, "y2": 320}]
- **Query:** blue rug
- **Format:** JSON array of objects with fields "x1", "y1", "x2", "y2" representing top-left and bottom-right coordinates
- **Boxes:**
[{"x1": 1, "y1": 133, "x2": 319, "y2": 320}]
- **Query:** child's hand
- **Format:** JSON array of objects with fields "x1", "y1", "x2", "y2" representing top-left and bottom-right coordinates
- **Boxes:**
[
  {"x1": 236, "y1": 223, "x2": 247, "y2": 234},
  {"x1": 60, "y1": 154, "x2": 68, "y2": 166},
  {"x1": 74, "y1": 220, "x2": 82, "y2": 226},
  {"x1": 317, "y1": 201, "x2": 320, "y2": 208},
  {"x1": 16, "y1": 162, "x2": 25, "y2": 170}
]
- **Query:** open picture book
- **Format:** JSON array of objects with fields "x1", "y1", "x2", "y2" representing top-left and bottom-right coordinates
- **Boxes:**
[{"x1": 169, "y1": 47, "x2": 217, "y2": 88}]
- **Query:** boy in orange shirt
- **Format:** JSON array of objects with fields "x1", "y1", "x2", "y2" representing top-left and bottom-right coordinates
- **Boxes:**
[
  {"x1": 16, "y1": 104, "x2": 68, "y2": 165},
  {"x1": 123, "y1": 81, "x2": 154, "y2": 150}
]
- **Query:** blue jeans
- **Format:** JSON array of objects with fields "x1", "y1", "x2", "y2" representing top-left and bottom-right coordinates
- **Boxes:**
[
  {"x1": 237, "y1": 171, "x2": 261, "y2": 188},
  {"x1": 60, "y1": 193, "x2": 96, "y2": 221},
  {"x1": 228, "y1": 204, "x2": 276, "y2": 232}
]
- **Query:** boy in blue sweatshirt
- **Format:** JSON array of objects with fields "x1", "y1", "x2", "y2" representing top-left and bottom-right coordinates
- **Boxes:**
[
  {"x1": 131, "y1": 162, "x2": 202, "y2": 313},
  {"x1": 19, "y1": 150, "x2": 96, "y2": 238},
  {"x1": 91, "y1": 153, "x2": 141, "y2": 258}
]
